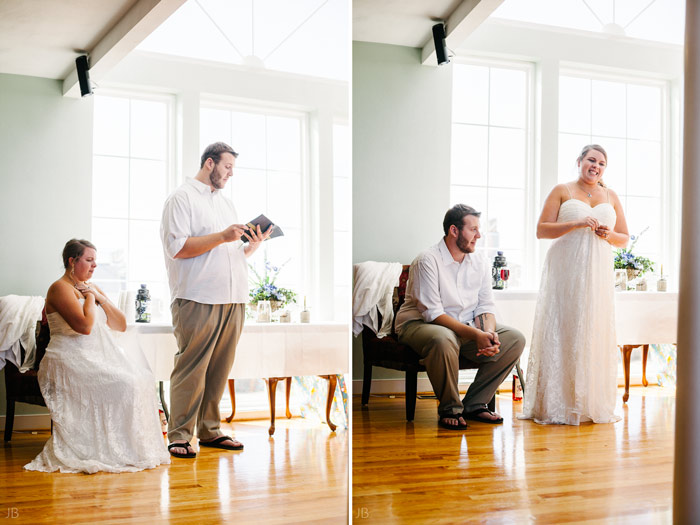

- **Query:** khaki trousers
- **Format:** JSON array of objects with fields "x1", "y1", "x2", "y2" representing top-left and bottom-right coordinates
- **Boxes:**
[
  {"x1": 168, "y1": 299, "x2": 245, "y2": 442},
  {"x1": 398, "y1": 321, "x2": 525, "y2": 417}
]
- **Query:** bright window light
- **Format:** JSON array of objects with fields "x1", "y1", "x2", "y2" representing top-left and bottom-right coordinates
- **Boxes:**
[
  {"x1": 450, "y1": 61, "x2": 533, "y2": 289},
  {"x1": 91, "y1": 93, "x2": 173, "y2": 310},
  {"x1": 136, "y1": 0, "x2": 349, "y2": 81},
  {"x1": 492, "y1": 0, "x2": 685, "y2": 46},
  {"x1": 200, "y1": 104, "x2": 306, "y2": 297},
  {"x1": 558, "y1": 73, "x2": 666, "y2": 270}
]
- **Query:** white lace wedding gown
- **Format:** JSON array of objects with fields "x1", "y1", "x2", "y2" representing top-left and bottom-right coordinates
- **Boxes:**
[
  {"x1": 520, "y1": 195, "x2": 621, "y2": 425},
  {"x1": 24, "y1": 301, "x2": 170, "y2": 473}
]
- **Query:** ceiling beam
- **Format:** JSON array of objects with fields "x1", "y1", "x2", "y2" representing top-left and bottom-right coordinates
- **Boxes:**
[
  {"x1": 421, "y1": 0, "x2": 504, "y2": 66},
  {"x1": 62, "y1": 0, "x2": 187, "y2": 97}
]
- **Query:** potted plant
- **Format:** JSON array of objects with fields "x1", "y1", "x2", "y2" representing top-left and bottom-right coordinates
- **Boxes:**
[
  {"x1": 614, "y1": 227, "x2": 654, "y2": 284},
  {"x1": 248, "y1": 259, "x2": 297, "y2": 312}
]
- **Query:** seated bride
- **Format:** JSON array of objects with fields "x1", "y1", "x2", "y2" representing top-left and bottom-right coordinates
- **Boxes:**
[{"x1": 24, "y1": 239, "x2": 170, "y2": 474}]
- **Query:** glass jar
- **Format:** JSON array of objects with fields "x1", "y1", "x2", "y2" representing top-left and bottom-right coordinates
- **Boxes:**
[{"x1": 256, "y1": 301, "x2": 272, "y2": 323}]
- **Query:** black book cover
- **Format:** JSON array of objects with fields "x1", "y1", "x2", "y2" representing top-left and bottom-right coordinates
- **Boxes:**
[{"x1": 242, "y1": 214, "x2": 284, "y2": 243}]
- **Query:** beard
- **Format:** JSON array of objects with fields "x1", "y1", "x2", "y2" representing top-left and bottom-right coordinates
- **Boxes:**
[
  {"x1": 456, "y1": 231, "x2": 475, "y2": 253},
  {"x1": 209, "y1": 164, "x2": 227, "y2": 189},
  {"x1": 209, "y1": 171, "x2": 224, "y2": 189}
]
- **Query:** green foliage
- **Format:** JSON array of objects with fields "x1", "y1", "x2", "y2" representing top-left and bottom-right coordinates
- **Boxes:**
[
  {"x1": 248, "y1": 258, "x2": 297, "y2": 305},
  {"x1": 613, "y1": 227, "x2": 654, "y2": 277}
]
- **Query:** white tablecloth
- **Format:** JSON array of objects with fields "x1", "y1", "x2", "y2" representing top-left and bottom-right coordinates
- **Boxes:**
[
  {"x1": 117, "y1": 322, "x2": 349, "y2": 381},
  {"x1": 493, "y1": 290, "x2": 678, "y2": 345}
]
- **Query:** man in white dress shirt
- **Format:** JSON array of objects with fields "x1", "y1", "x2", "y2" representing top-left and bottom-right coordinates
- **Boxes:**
[
  {"x1": 395, "y1": 204, "x2": 525, "y2": 431},
  {"x1": 160, "y1": 142, "x2": 270, "y2": 458}
]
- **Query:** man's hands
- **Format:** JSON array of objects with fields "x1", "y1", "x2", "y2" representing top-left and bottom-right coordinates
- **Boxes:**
[
  {"x1": 221, "y1": 224, "x2": 249, "y2": 242},
  {"x1": 242, "y1": 224, "x2": 273, "y2": 245},
  {"x1": 475, "y1": 329, "x2": 500, "y2": 357},
  {"x1": 243, "y1": 224, "x2": 273, "y2": 257}
]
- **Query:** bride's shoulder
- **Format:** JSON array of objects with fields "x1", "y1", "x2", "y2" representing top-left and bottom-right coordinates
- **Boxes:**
[
  {"x1": 547, "y1": 183, "x2": 570, "y2": 198},
  {"x1": 46, "y1": 279, "x2": 80, "y2": 304}
]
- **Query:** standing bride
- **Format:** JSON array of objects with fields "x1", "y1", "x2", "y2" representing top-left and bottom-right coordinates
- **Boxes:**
[
  {"x1": 520, "y1": 145, "x2": 629, "y2": 425},
  {"x1": 25, "y1": 239, "x2": 170, "y2": 473}
]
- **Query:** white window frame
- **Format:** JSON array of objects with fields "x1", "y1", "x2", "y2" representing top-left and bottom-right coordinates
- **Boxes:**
[
  {"x1": 91, "y1": 89, "x2": 176, "y2": 302},
  {"x1": 450, "y1": 56, "x2": 537, "y2": 288},
  {"x1": 557, "y1": 66, "x2": 674, "y2": 281},
  {"x1": 198, "y1": 98, "x2": 312, "y2": 303}
]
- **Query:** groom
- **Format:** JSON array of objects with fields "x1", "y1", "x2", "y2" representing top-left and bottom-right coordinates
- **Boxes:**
[{"x1": 395, "y1": 204, "x2": 525, "y2": 430}]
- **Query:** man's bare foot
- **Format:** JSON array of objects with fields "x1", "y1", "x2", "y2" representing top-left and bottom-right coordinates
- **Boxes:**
[
  {"x1": 167, "y1": 440, "x2": 196, "y2": 458},
  {"x1": 438, "y1": 415, "x2": 468, "y2": 430}
]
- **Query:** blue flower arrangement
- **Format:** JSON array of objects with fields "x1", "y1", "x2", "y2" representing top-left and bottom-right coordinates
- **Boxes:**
[
  {"x1": 614, "y1": 227, "x2": 654, "y2": 277},
  {"x1": 249, "y1": 259, "x2": 297, "y2": 305}
]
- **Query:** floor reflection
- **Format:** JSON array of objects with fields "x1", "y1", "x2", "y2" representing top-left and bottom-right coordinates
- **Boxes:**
[
  {"x1": 353, "y1": 386, "x2": 674, "y2": 522},
  {"x1": 2, "y1": 417, "x2": 347, "y2": 523}
]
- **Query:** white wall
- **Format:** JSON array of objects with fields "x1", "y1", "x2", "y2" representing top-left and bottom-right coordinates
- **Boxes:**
[
  {"x1": 352, "y1": 42, "x2": 453, "y2": 380},
  {"x1": 0, "y1": 72, "x2": 94, "y2": 416}
]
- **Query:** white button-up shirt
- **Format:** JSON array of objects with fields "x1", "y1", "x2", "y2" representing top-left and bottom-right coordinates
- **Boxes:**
[
  {"x1": 395, "y1": 238, "x2": 496, "y2": 334},
  {"x1": 160, "y1": 178, "x2": 248, "y2": 305}
]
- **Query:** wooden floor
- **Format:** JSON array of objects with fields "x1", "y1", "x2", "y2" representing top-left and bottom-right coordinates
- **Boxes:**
[
  {"x1": 353, "y1": 386, "x2": 674, "y2": 524},
  {"x1": 1, "y1": 418, "x2": 347, "y2": 524}
]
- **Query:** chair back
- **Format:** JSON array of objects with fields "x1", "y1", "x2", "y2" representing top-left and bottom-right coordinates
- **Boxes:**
[{"x1": 389, "y1": 265, "x2": 410, "y2": 336}]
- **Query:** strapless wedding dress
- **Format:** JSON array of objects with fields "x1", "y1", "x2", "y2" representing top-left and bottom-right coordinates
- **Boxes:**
[
  {"x1": 24, "y1": 301, "x2": 170, "y2": 473},
  {"x1": 520, "y1": 198, "x2": 621, "y2": 425}
]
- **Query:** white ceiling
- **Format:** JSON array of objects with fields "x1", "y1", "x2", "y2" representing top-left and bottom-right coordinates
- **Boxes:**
[
  {"x1": 353, "y1": 0, "x2": 504, "y2": 65},
  {"x1": 0, "y1": 0, "x2": 186, "y2": 95},
  {"x1": 136, "y1": 0, "x2": 350, "y2": 81},
  {"x1": 352, "y1": 0, "x2": 465, "y2": 48},
  {"x1": 353, "y1": 0, "x2": 686, "y2": 49}
]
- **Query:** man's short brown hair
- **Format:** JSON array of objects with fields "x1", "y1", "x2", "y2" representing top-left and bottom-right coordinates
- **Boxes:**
[
  {"x1": 200, "y1": 142, "x2": 238, "y2": 168},
  {"x1": 443, "y1": 204, "x2": 481, "y2": 236}
]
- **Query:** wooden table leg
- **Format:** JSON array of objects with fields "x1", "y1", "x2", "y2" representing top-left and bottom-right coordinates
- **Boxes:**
[
  {"x1": 642, "y1": 344, "x2": 649, "y2": 387},
  {"x1": 320, "y1": 374, "x2": 338, "y2": 432},
  {"x1": 285, "y1": 377, "x2": 292, "y2": 419},
  {"x1": 159, "y1": 381, "x2": 169, "y2": 421},
  {"x1": 620, "y1": 345, "x2": 633, "y2": 403},
  {"x1": 266, "y1": 378, "x2": 281, "y2": 436},
  {"x1": 225, "y1": 379, "x2": 236, "y2": 423}
]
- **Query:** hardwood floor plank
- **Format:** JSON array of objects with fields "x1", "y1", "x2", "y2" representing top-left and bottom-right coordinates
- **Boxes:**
[
  {"x1": 353, "y1": 386, "x2": 674, "y2": 524},
  {"x1": 1, "y1": 419, "x2": 347, "y2": 524}
]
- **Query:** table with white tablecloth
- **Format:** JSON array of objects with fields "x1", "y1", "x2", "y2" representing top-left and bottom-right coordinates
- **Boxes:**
[
  {"x1": 117, "y1": 322, "x2": 349, "y2": 434},
  {"x1": 493, "y1": 290, "x2": 679, "y2": 400}
]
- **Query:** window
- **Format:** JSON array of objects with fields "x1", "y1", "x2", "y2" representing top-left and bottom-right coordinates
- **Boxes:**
[
  {"x1": 333, "y1": 122, "x2": 351, "y2": 320},
  {"x1": 91, "y1": 93, "x2": 173, "y2": 308},
  {"x1": 558, "y1": 73, "x2": 667, "y2": 270},
  {"x1": 199, "y1": 104, "x2": 307, "y2": 303},
  {"x1": 450, "y1": 61, "x2": 534, "y2": 288}
]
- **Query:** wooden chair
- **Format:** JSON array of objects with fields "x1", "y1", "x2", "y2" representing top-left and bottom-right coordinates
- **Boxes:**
[
  {"x1": 360, "y1": 265, "x2": 523, "y2": 421},
  {"x1": 4, "y1": 315, "x2": 50, "y2": 441}
]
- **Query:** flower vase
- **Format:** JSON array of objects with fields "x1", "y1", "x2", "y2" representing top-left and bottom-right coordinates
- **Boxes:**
[
  {"x1": 614, "y1": 269, "x2": 627, "y2": 291},
  {"x1": 256, "y1": 301, "x2": 271, "y2": 322},
  {"x1": 626, "y1": 269, "x2": 640, "y2": 282},
  {"x1": 270, "y1": 300, "x2": 284, "y2": 312}
]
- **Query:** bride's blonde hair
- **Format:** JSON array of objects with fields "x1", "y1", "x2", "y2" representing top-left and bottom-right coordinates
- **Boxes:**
[{"x1": 577, "y1": 144, "x2": 608, "y2": 188}]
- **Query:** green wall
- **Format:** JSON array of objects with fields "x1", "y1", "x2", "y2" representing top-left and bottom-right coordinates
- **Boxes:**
[
  {"x1": 352, "y1": 42, "x2": 453, "y2": 380},
  {"x1": 0, "y1": 73, "x2": 94, "y2": 417}
]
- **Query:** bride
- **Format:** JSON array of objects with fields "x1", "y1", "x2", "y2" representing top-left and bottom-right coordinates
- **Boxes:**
[
  {"x1": 25, "y1": 239, "x2": 170, "y2": 473},
  {"x1": 520, "y1": 145, "x2": 629, "y2": 425}
]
